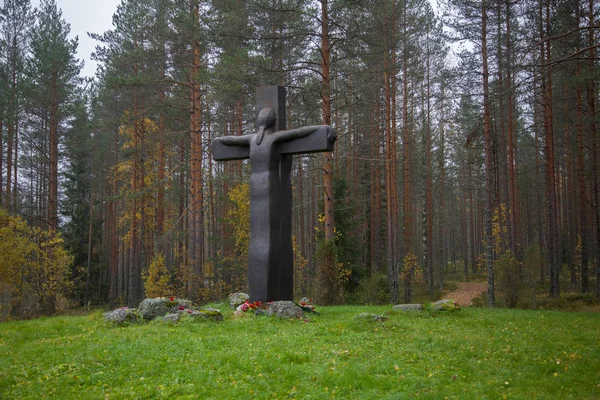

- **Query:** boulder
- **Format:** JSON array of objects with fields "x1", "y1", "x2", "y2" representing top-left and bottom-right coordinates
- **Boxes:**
[
  {"x1": 138, "y1": 298, "x2": 192, "y2": 320},
  {"x1": 355, "y1": 313, "x2": 388, "y2": 322},
  {"x1": 163, "y1": 307, "x2": 223, "y2": 323},
  {"x1": 160, "y1": 313, "x2": 181, "y2": 323},
  {"x1": 432, "y1": 299, "x2": 460, "y2": 311},
  {"x1": 104, "y1": 307, "x2": 140, "y2": 325},
  {"x1": 229, "y1": 292, "x2": 250, "y2": 309},
  {"x1": 192, "y1": 307, "x2": 224, "y2": 321},
  {"x1": 267, "y1": 301, "x2": 304, "y2": 319},
  {"x1": 393, "y1": 304, "x2": 423, "y2": 312},
  {"x1": 175, "y1": 307, "x2": 223, "y2": 321},
  {"x1": 138, "y1": 298, "x2": 169, "y2": 319}
]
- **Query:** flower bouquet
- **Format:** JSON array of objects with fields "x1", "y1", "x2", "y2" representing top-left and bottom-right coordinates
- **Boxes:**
[
  {"x1": 297, "y1": 298, "x2": 318, "y2": 314},
  {"x1": 235, "y1": 300, "x2": 269, "y2": 316}
]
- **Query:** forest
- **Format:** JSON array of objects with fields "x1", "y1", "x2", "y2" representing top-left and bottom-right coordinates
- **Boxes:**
[{"x1": 0, "y1": 0, "x2": 598, "y2": 319}]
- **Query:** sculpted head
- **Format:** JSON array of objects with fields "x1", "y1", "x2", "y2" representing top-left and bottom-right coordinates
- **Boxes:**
[
  {"x1": 258, "y1": 107, "x2": 276, "y2": 129},
  {"x1": 256, "y1": 107, "x2": 276, "y2": 145}
]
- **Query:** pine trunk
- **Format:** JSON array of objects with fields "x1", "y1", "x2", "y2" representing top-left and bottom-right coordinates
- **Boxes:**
[
  {"x1": 128, "y1": 111, "x2": 139, "y2": 306},
  {"x1": 189, "y1": 6, "x2": 204, "y2": 277},
  {"x1": 157, "y1": 51, "x2": 167, "y2": 241},
  {"x1": 6, "y1": 56, "x2": 16, "y2": 212},
  {"x1": 370, "y1": 100, "x2": 381, "y2": 272},
  {"x1": 439, "y1": 85, "x2": 446, "y2": 291},
  {"x1": 207, "y1": 116, "x2": 216, "y2": 262},
  {"x1": 402, "y1": 2, "x2": 412, "y2": 303},
  {"x1": 587, "y1": 0, "x2": 600, "y2": 298},
  {"x1": 505, "y1": 0, "x2": 518, "y2": 255},
  {"x1": 48, "y1": 74, "x2": 59, "y2": 231},
  {"x1": 178, "y1": 139, "x2": 186, "y2": 266},
  {"x1": 321, "y1": 0, "x2": 334, "y2": 242},
  {"x1": 482, "y1": 1, "x2": 495, "y2": 307},
  {"x1": 564, "y1": 83, "x2": 577, "y2": 289},
  {"x1": 461, "y1": 160, "x2": 469, "y2": 281},
  {"x1": 383, "y1": 12, "x2": 398, "y2": 303},
  {"x1": 576, "y1": 69, "x2": 589, "y2": 293},
  {"x1": 468, "y1": 157, "x2": 476, "y2": 273},
  {"x1": 425, "y1": 57, "x2": 434, "y2": 294},
  {"x1": 542, "y1": 0, "x2": 559, "y2": 298}
]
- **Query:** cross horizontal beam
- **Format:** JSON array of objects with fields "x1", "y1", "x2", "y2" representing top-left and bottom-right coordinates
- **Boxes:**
[{"x1": 210, "y1": 125, "x2": 333, "y2": 161}]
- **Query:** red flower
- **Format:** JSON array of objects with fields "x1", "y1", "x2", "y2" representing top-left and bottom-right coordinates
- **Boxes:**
[
  {"x1": 187, "y1": 309, "x2": 192, "y2": 314},
  {"x1": 179, "y1": 305, "x2": 185, "y2": 310},
  {"x1": 169, "y1": 297, "x2": 174, "y2": 302}
]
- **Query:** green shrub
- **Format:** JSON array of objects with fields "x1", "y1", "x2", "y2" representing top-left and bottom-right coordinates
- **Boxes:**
[
  {"x1": 495, "y1": 251, "x2": 521, "y2": 308},
  {"x1": 316, "y1": 239, "x2": 345, "y2": 305},
  {"x1": 357, "y1": 273, "x2": 389, "y2": 305}
]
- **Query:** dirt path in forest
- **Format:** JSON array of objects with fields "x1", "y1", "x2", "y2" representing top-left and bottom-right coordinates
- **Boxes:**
[{"x1": 444, "y1": 281, "x2": 487, "y2": 307}]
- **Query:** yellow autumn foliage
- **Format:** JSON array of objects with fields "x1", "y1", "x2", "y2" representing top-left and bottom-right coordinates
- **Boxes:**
[
  {"x1": 110, "y1": 113, "x2": 169, "y2": 261},
  {"x1": 0, "y1": 208, "x2": 73, "y2": 319},
  {"x1": 401, "y1": 248, "x2": 424, "y2": 285},
  {"x1": 143, "y1": 252, "x2": 171, "y2": 298},
  {"x1": 226, "y1": 183, "x2": 250, "y2": 260},
  {"x1": 492, "y1": 203, "x2": 508, "y2": 254}
]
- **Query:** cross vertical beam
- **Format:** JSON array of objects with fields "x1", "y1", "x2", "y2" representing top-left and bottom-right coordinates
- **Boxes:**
[
  {"x1": 256, "y1": 86, "x2": 286, "y2": 131},
  {"x1": 254, "y1": 86, "x2": 293, "y2": 301}
]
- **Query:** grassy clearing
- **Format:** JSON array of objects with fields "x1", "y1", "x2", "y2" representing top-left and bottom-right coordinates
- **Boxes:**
[{"x1": 1, "y1": 305, "x2": 599, "y2": 399}]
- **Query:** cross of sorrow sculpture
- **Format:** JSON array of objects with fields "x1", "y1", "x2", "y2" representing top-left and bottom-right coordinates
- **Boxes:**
[{"x1": 210, "y1": 86, "x2": 336, "y2": 302}]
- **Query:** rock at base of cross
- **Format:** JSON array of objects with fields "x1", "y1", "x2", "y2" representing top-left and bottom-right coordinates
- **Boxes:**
[
  {"x1": 267, "y1": 301, "x2": 304, "y2": 319},
  {"x1": 354, "y1": 313, "x2": 388, "y2": 322},
  {"x1": 104, "y1": 307, "x2": 141, "y2": 325},
  {"x1": 229, "y1": 292, "x2": 250, "y2": 309},
  {"x1": 392, "y1": 304, "x2": 423, "y2": 312},
  {"x1": 138, "y1": 298, "x2": 192, "y2": 320},
  {"x1": 432, "y1": 299, "x2": 460, "y2": 311}
]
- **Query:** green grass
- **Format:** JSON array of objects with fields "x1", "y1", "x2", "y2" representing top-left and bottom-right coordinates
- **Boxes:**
[{"x1": 1, "y1": 305, "x2": 599, "y2": 399}]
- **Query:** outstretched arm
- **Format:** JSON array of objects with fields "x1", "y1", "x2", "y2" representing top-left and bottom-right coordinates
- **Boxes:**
[
  {"x1": 211, "y1": 134, "x2": 251, "y2": 161},
  {"x1": 275, "y1": 125, "x2": 335, "y2": 144},
  {"x1": 213, "y1": 134, "x2": 253, "y2": 147}
]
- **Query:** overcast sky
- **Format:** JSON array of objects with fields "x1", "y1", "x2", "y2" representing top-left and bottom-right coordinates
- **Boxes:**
[{"x1": 31, "y1": 0, "x2": 121, "y2": 78}]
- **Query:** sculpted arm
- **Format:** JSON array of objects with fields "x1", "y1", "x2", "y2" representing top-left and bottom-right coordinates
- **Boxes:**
[
  {"x1": 275, "y1": 125, "x2": 335, "y2": 143},
  {"x1": 214, "y1": 134, "x2": 252, "y2": 146}
]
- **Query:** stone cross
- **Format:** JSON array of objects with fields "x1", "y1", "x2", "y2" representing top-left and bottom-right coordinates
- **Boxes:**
[{"x1": 211, "y1": 86, "x2": 336, "y2": 302}]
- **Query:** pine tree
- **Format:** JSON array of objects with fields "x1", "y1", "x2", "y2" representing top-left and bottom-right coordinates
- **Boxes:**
[
  {"x1": 0, "y1": 0, "x2": 34, "y2": 213},
  {"x1": 62, "y1": 99, "x2": 95, "y2": 305},
  {"x1": 26, "y1": 0, "x2": 82, "y2": 231}
]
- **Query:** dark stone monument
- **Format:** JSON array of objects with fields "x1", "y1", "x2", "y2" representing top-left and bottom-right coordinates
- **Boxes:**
[{"x1": 211, "y1": 86, "x2": 336, "y2": 302}]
